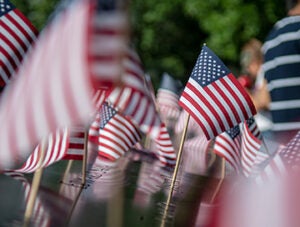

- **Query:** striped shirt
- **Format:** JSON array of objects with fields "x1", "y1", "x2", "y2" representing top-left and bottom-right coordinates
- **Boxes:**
[{"x1": 262, "y1": 16, "x2": 300, "y2": 131}]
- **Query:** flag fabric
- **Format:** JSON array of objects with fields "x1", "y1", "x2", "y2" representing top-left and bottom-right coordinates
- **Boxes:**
[
  {"x1": 246, "y1": 116, "x2": 262, "y2": 139},
  {"x1": 8, "y1": 128, "x2": 69, "y2": 173},
  {"x1": 154, "y1": 123, "x2": 177, "y2": 166},
  {"x1": 145, "y1": 74, "x2": 157, "y2": 105},
  {"x1": 240, "y1": 121, "x2": 262, "y2": 177},
  {"x1": 107, "y1": 48, "x2": 177, "y2": 166},
  {"x1": 107, "y1": 48, "x2": 162, "y2": 138},
  {"x1": 255, "y1": 131, "x2": 300, "y2": 184},
  {"x1": 183, "y1": 134, "x2": 211, "y2": 174},
  {"x1": 0, "y1": 0, "x2": 38, "y2": 90},
  {"x1": 98, "y1": 102, "x2": 141, "y2": 161},
  {"x1": 178, "y1": 45, "x2": 256, "y2": 140},
  {"x1": 88, "y1": 111, "x2": 101, "y2": 143},
  {"x1": 0, "y1": 0, "x2": 127, "y2": 170},
  {"x1": 213, "y1": 125, "x2": 242, "y2": 173},
  {"x1": 63, "y1": 126, "x2": 85, "y2": 160},
  {"x1": 157, "y1": 72, "x2": 181, "y2": 121}
]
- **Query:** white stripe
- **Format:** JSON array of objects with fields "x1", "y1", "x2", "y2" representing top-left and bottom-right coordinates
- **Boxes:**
[
  {"x1": 0, "y1": 68, "x2": 10, "y2": 84},
  {"x1": 268, "y1": 77, "x2": 300, "y2": 91},
  {"x1": 263, "y1": 55, "x2": 300, "y2": 72},
  {"x1": 180, "y1": 95, "x2": 214, "y2": 138},
  {"x1": 67, "y1": 148, "x2": 84, "y2": 155},
  {"x1": 223, "y1": 76, "x2": 253, "y2": 118},
  {"x1": 114, "y1": 115, "x2": 140, "y2": 141},
  {"x1": 125, "y1": 92, "x2": 140, "y2": 115},
  {"x1": 269, "y1": 100, "x2": 300, "y2": 110},
  {"x1": 2, "y1": 16, "x2": 32, "y2": 49},
  {"x1": 214, "y1": 143, "x2": 239, "y2": 170},
  {"x1": 215, "y1": 79, "x2": 245, "y2": 123},
  {"x1": 190, "y1": 79, "x2": 230, "y2": 129},
  {"x1": 133, "y1": 97, "x2": 148, "y2": 124},
  {"x1": 0, "y1": 52, "x2": 14, "y2": 75},
  {"x1": 99, "y1": 144, "x2": 122, "y2": 159},
  {"x1": 10, "y1": 11, "x2": 37, "y2": 41},
  {"x1": 2, "y1": 25, "x2": 27, "y2": 56},
  {"x1": 116, "y1": 87, "x2": 131, "y2": 110},
  {"x1": 101, "y1": 129, "x2": 128, "y2": 151},
  {"x1": 0, "y1": 40, "x2": 21, "y2": 66},
  {"x1": 184, "y1": 84, "x2": 222, "y2": 134}
]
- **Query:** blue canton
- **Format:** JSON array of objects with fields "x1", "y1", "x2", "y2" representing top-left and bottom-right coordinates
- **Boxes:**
[
  {"x1": 190, "y1": 45, "x2": 230, "y2": 87},
  {"x1": 99, "y1": 103, "x2": 116, "y2": 129},
  {"x1": 0, "y1": 0, "x2": 15, "y2": 17},
  {"x1": 226, "y1": 125, "x2": 240, "y2": 139}
]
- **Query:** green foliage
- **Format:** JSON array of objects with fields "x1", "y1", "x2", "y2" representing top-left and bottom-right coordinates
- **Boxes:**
[
  {"x1": 9, "y1": 0, "x2": 286, "y2": 86},
  {"x1": 10, "y1": 0, "x2": 60, "y2": 31},
  {"x1": 130, "y1": 0, "x2": 286, "y2": 85}
]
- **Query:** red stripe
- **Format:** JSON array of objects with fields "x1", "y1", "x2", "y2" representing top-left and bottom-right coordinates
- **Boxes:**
[
  {"x1": 178, "y1": 100, "x2": 210, "y2": 139},
  {"x1": 221, "y1": 75, "x2": 249, "y2": 121},
  {"x1": 204, "y1": 85, "x2": 234, "y2": 127},
  {"x1": 7, "y1": 12, "x2": 36, "y2": 45},
  {"x1": 14, "y1": 9, "x2": 38, "y2": 36},
  {"x1": 229, "y1": 73, "x2": 256, "y2": 116},
  {"x1": 182, "y1": 90, "x2": 218, "y2": 137},
  {"x1": 187, "y1": 82, "x2": 226, "y2": 132},
  {"x1": 109, "y1": 119, "x2": 135, "y2": 146},
  {"x1": 211, "y1": 80, "x2": 241, "y2": 125},
  {"x1": 1, "y1": 21, "x2": 28, "y2": 53},
  {"x1": 0, "y1": 34, "x2": 23, "y2": 62},
  {"x1": 99, "y1": 143, "x2": 123, "y2": 157}
]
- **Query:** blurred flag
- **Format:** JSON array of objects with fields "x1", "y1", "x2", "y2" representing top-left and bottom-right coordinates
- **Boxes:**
[
  {"x1": 5, "y1": 172, "x2": 50, "y2": 226},
  {"x1": 9, "y1": 128, "x2": 69, "y2": 173},
  {"x1": 183, "y1": 135, "x2": 211, "y2": 174},
  {"x1": 98, "y1": 102, "x2": 141, "y2": 161},
  {"x1": 154, "y1": 123, "x2": 177, "y2": 166},
  {"x1": 241, "y1": 121, "x2": 262, "y2": 177},
  {"x1": 0, "y1": 0, "x2": 127, "y2": 170},
  {"x1": 107, "y1": 48, "x2": 177, "y2": 166},
  {"x1": 255, "y1": 131, "x2": 300, "y2": 184},
  {"x1": 145, "y1": 74, "x2": 157, "y2": 105},
  {"x1": 0, "y1": 0, "x2": 38, "y2": 90},
  {"x1": 246, "y1": 116, "x2": 262, "y2": 139},
  {"x1": 178, "y1": 45, "x2": 256, "y2": 139},
  {"x1": 157, "y1": 72, "x2": 181, "y2": 121},
  {"x1": 107, "y1": 48, "x2": 162, "y2": 138},
  {"x1": 63, "y1": 126, "x2": 85, "y2": 160},
  {"x1": 213, "y1": 125, "x2": 241, "y2": 173}
]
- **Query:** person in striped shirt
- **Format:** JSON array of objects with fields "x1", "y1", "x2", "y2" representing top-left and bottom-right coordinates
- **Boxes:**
[{"x1": 255, "y1": 0, "x2": 300, "y2": 143}]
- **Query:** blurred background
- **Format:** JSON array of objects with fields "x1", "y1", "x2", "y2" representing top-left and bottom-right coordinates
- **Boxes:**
[{"x1": 11, "y1": 0, "x2": 286, "y2": 87}]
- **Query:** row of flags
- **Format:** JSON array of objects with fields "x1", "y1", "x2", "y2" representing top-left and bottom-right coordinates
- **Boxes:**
[
  {"x1": 0, "y1": 0, "x2": 177, "y2": 173},
  {"x1": 1, "y1": 0, "x2": 300, "y2": 188}
]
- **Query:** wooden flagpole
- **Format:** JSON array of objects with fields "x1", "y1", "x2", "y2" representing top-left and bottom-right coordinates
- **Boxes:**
[
  {"x1": 81, "y1": 127, "x2": 89, "y2": 186},
  {"x1": 210, "y1": 157, "x2": 225, "y2": 204},
  {"x1": 161, "y1": 113, "x2": 190, "y2": 227},
  {"x1": 23, "y1": 140, "x2": 47, "y2": 227}
]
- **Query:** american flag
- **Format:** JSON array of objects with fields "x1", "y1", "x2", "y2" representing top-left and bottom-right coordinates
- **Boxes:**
[
  {"x1": 255, "y1": 131, "x2": 300, "y2": 184},
  {"x1": 183, "y1": 135, "x2": 211, "y2": 174},
  {"x1": 63, "y1": 126, "x2": 86, "y2": 160},
  {"x1": 240, "y1": 121, "x2": 262, "y2": 177},
  {"x1": 9, "y1": 128, "x2": 69, "y2": 173},
  {"x1": 178, "y1": 45, "x2": 256, "y2": 140},
  {"x1": 107, "y1": 48, "x2": 177, "y2": 166},
  {"x1": 107, "y1": 48, "x2": 162, "y2": 138},
  {"x1": 154, "y1": 123, "x2": 177, "y2": 166},
  {"x1": 0, "y1": 0, "x2": 127, "y2": 170},
  {"x1": 0, "y1": 0, "x2": 38, "y2": 90},
  {"x1": 213, "y1": 125, "x2": 242, "y2": 173},
  {"x1": 98, "y1": 102, "x2": 141, "y2": 161},
  {"x1": 157, "y1": 72, "x2": 181, "y2": 121},
  {"x1": 246, "y1": 117, "x2": 262, "y2": 139}
]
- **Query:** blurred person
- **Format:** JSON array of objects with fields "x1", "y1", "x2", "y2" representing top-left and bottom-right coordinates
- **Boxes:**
[
  {"x1": 251, "y1": 0, "x2": 300, "y2": 143},
  {"x1": 239, "y1": 39, "x2": 273, "y2": 133}
]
